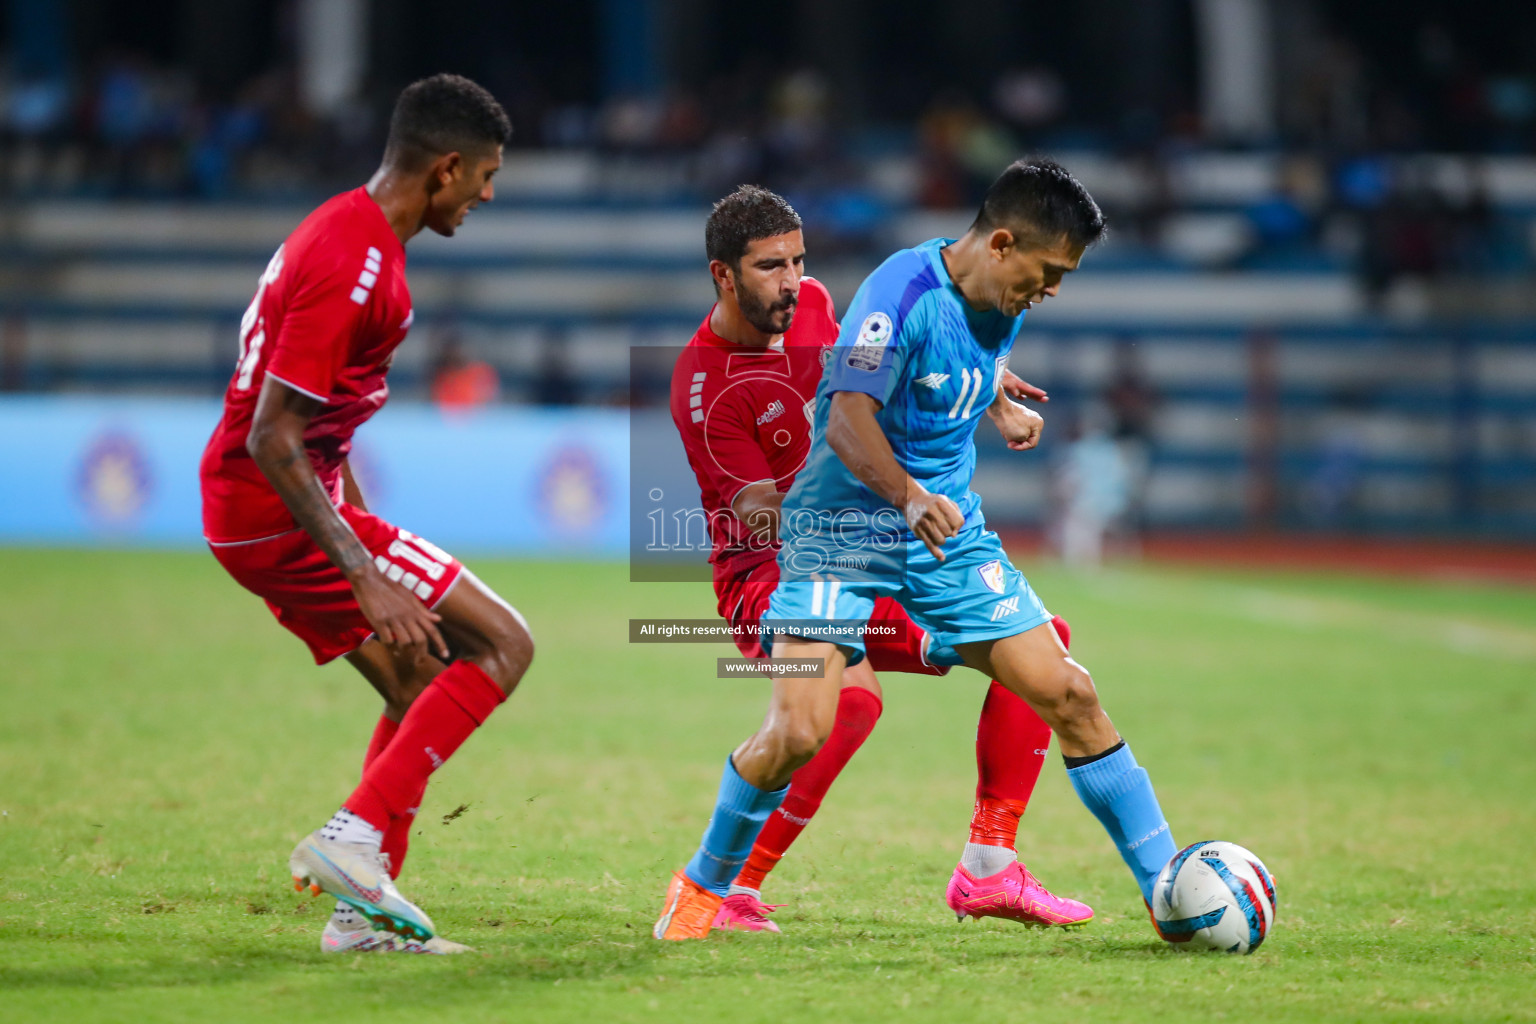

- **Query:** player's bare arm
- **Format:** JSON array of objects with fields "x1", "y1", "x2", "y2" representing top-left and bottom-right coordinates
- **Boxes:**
[
  {"x1": 732, "y1": 482, "x2": 784, "y2": 545},
  {"x1": 987, "y1": 384, "x2": 1045, "y2": 451},
  {"x1": 341, "y1": 458, "x2": 367, "y2": 510},
  {"x1": 826, "y1": 390, "x2": 964, "y2": 560},
  {"x1": 246, "y1": 375, "x2": 448, "y2": 659}
]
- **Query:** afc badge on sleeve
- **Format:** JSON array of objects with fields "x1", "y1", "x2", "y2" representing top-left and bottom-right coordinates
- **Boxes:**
[{"x1": 845, "y1": 311, "x2": 892, "y2": 372}]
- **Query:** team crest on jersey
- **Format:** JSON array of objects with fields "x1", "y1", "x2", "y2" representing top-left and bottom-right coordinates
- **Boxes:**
[
  {"x1": 846, "y1": 311, "x2": 892, "y2": 372},
  {"x1": 819, "y1": 347, "x2": 833, "y2": 368},
  {"x1": 976, "y1": 559, "x2": 1006, "y2": 594}
]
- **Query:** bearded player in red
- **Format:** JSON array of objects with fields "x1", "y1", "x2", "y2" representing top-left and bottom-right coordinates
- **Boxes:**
[
  {"x1": 200, "y1": 75, "x2": 532, "y2": 954},
  {"x1": 659, "y1": 186, "x2": 1092, "y2": 938}
]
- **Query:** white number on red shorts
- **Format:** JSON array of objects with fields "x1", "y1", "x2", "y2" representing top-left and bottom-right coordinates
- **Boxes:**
[{"x1": 373, "y1": 529, "x2": 453, "y2": 602}]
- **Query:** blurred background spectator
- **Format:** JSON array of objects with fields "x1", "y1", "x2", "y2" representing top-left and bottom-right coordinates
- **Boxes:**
[
  {"x1": 1050, "y1": 408, "x2": 1133, "y2": 568},
  {"x1": 429, "y1": 333, "x2": 500, "y2": 414},
  {"x1": 1103, "y1": 338, "x2": 1159, "y2": 547}
]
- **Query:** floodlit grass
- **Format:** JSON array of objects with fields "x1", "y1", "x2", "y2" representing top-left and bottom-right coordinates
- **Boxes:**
[{"x1": 1, "y1": 549, "x2": 1533, "y2": 1022}]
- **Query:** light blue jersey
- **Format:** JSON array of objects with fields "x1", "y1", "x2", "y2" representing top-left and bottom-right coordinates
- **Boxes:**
[
  {"x1": 784, "y1": 238, "x2": 1024, "y2": 549},
  {"x1": 766, "y1": 238, "x2": 1051, "y2": 660}
]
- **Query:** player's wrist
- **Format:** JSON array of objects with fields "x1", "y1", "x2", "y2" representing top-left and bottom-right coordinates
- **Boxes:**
[
  {"x1": 901, "y1": 479, "x2": 937, "y2": 524},
  {"x1": 339, "y1": 553, "x2": 379, "y2": 585}
]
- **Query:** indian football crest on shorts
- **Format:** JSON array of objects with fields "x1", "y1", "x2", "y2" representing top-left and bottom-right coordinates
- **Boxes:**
[{"x1": 977, "y1": 559, "x2": 1006, "y2": 594}]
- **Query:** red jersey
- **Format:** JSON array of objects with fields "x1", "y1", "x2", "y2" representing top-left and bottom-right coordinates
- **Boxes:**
[
  {"x1": 200, "y1": 187, "x2": 413, "y2": 543},
  {"x1": 669, "y1": 277, "x2": 838, "y2": 585}
]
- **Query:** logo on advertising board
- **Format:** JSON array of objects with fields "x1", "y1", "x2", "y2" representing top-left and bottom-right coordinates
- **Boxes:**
[
  {"x1": 76, "y1": 431, "x2": 152, "y2": 525},
  {"x1": 538, "y1": 446, "x2": 608, "y2": 534}
]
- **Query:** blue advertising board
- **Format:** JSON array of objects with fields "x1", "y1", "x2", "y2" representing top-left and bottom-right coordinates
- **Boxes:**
[{"x1": 0, "y1": 397, "x2": 629, "y2": 556}]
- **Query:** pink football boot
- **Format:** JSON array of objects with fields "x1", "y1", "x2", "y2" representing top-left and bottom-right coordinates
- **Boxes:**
[
  {"x1": 945, "y1": 861, "x2": 1094, "y2": 927},
  {"x1": 712, "y1": 892, "x2": 785, "y2": 933}
]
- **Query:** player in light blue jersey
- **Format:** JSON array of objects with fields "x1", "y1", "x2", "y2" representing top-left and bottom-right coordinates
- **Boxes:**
[
  {"x1": 657, "y1": 159, "x2": 1184, "y2": 943},
  {"x1": 779, "y1": 233, "x2": 1036, "y2": 589}
]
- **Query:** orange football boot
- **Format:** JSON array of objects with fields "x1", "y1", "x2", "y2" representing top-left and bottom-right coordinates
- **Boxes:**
[{"x1": 653, "y1": 870, "x2": 723, "y2": 940}]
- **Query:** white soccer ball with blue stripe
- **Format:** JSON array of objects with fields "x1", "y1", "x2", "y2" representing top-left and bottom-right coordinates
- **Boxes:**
[{"x1": 1151, "y1": 840, "x2": 1277, "y2": 954}]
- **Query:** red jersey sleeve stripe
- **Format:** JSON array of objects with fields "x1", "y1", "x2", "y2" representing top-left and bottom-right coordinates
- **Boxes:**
[{"x1": 265, "y1": 371, "x2": 331, "y2": 404}]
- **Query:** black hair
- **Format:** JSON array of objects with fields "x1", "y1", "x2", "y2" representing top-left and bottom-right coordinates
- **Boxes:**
[
  {"x1": 971, "y1": 158, "x2": 1106, "y2": 249},
  {"x1": 705, "y1": 185, "x2": 803, "y2": 271},
  {"x1": 384, "y1": 73, "x2": 512, "y2": 170}
]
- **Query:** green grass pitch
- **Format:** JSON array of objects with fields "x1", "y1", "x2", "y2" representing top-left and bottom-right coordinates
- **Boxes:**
[{"x1": 1, "y1": 548, "x2": 1534, "y2": 1023}]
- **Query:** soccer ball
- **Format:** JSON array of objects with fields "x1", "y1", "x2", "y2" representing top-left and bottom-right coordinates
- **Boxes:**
[{"x1": 1151, "y1": 840, "x2": 1277, "y2": 954}]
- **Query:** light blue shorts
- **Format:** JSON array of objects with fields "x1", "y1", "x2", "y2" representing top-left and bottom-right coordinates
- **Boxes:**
[{"x1": 762, "y1": 525, "x2": 1052, "y2": 666}]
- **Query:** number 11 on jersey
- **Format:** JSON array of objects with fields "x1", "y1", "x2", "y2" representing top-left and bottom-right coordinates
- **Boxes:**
[{"x1": 235, "y1": 245, "x2": 286, "y2": 391}]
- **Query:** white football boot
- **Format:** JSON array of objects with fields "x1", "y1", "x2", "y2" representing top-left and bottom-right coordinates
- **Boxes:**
[
  {"x1": 289, "y1": 831, "x2": 435, "y2": 942},
  {"x1": 320, "y1": 919, "x2": 473, "y2": 954}
]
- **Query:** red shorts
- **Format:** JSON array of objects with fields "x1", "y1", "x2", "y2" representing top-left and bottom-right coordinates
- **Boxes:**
[
  {"x1": 209, "y1": 504, "x2": 464, "y2": 665},
  {"x1": 715, "y1": 559, "x2": 947, "y2": 676}
]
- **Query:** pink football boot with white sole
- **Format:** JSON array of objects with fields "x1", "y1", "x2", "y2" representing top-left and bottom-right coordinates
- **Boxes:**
[
  {"x1": 712, "y1": 892, "x2": 785, "y2": 933},
  {"x1": 945, "y1": 861, "x2": 1094, "y2": 927}
]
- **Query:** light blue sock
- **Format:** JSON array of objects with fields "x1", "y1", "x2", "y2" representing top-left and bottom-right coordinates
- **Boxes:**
[
  {"x1": 684, "y1": 756, "x2": 788, "y2": 896},
  {"x1": 1066, "y1": 742, "x2": 1177, "y2": 903}
]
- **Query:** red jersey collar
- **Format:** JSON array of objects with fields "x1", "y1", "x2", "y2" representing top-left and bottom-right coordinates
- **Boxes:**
[{"x1": 353, "y1": 186, "x2": 408, "y2": 260}]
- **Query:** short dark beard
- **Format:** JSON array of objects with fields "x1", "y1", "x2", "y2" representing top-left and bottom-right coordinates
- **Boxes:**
[{"x1": 736, "y1": 278, "x2": 797, "y2": 336}]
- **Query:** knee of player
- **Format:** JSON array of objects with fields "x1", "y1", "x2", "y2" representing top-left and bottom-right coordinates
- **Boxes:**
[
  {"x1": 476, "y1": 608, "x2": 535, "y2": 692},
  {"x1": 777, "y1": 718, "x2": 829, "y2": 764},
  {"x1": 1035, "y1": 660, "x2": 1099, "y2": 721}
]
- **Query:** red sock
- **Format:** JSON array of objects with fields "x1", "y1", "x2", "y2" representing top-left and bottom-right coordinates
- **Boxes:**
[
  {"x1": 380, "y1": 782, "x2": 425, "y2": 879},
  {"x1": 735, "y1": 685, "x2": 883, "y2": 891},
  {"x1": 363, "y1": 714, "x2": 399, "y2": 770},
  {"x1": 358, "y1": 715, "x2": 417, "y2": 879},
  {"x1": 344, "y1": 661, "x2": 506, "y2": 832},
  {"x1": 968, "y1": 615, "x2": 1069, "y2": 849}
]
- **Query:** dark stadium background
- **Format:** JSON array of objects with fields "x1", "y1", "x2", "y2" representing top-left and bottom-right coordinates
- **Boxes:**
[{"x1": 2, "y1": 0, "x2": 1534, "y2": 573}]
